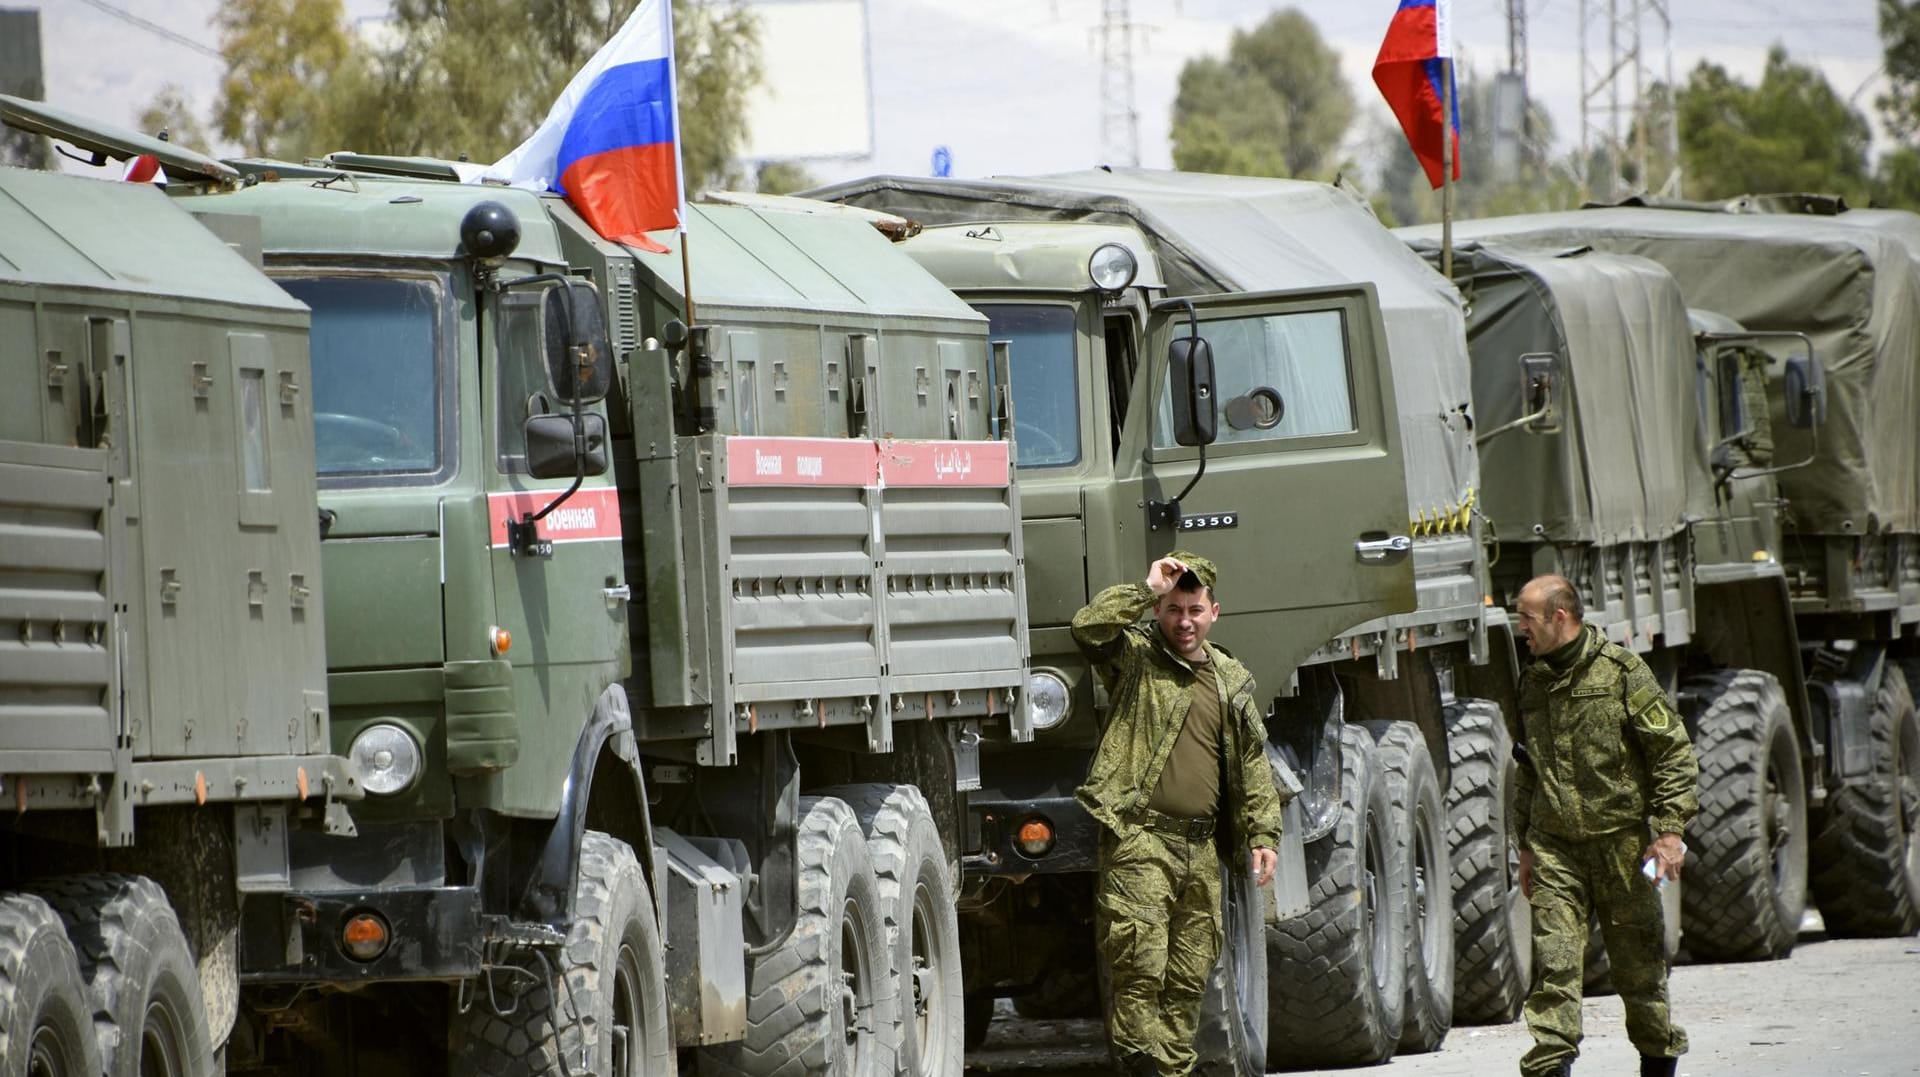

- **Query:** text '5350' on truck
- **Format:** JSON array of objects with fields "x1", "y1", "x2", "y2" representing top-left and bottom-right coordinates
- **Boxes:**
[{"x1": 0, "y1": 96, "x2": 1030, "y2": 1077}]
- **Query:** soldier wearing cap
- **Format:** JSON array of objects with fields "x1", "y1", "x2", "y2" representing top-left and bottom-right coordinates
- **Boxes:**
[{"x1": 1072, "y1": 552, "x2": 1286, "y2": 1077}]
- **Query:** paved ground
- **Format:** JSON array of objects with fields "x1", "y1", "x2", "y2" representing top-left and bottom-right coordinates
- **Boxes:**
[{"x1": 963, "y1": 926, "x2": 1920, "y2": 1076}]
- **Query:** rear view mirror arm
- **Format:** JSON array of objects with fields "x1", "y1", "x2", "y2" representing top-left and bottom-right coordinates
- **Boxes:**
[{"x1": 1150, "y1": 301, "x2": 1209, "y2": 530}]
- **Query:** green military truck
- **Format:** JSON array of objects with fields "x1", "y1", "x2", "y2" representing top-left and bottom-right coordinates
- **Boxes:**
[
  {"x1": 1399, "y1": 238, "x2": 1831, "y2": 987},
  {"x1": 2, "y1": 98, "x2": 1031, "y2": 1077},
  {"x1": 1411, "y1": 205, "x2": 1920, "y2": 948},
  {"x1": 816, "y1": 171, "x2": 1505, "y2": 1070}
]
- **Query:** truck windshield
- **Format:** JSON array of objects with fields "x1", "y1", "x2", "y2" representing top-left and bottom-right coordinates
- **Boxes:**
[
  {"x1": 277, "y1": 274, "x2": 450, "y2": 481},
  {"x1": 977, "y1": 304, "x2": 1080, "y2": 468},
  {"x1": 1154, "y1": 308, "x2": 1356, "y2": 448}
]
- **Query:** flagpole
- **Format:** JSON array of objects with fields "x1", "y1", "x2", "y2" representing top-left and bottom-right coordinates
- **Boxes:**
[
  {"x1": 664, "y1": 0, "x2": 696, "y2": 326},
  {"x1": 1441, "y1": 56, "x2": 1455, "y2": 281}
]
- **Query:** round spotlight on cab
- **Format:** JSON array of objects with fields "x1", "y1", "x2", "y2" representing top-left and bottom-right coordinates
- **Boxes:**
[
  {"x1": 1026, "y1": 670, "x2": 1071, "y2": 732},
  {"x1": 341, "y1": 910, "x2": 391, "y2": 962},
  {"x1": 1016, "y1": 817, "x2": 1056, "y2": 859},
  {"x1": 1088, "y1": 243, "x2": 1139, "y2": 292},
  {"x1": 350, "y1": 723, "x2": 422, "y2": 796}
]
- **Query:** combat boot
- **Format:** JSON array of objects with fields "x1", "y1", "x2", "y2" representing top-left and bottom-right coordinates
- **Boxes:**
[
  {"x1": 1113, "y1": 1051, "x2": 1158, "y2": 1077},
  {"x1": 1640, "y1": 1056, "x2": 1677, "y2": 1077}
]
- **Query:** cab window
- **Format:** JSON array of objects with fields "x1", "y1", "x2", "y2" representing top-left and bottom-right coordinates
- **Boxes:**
[
  {"x1": 278, "y1": 273, "x2": 451, "y2": 483},
  {"x1": 494, "y1": 290, "x2": 550, "y2": 472},
  {"x1": 1154, "y1": 308, "x2": 1355, "y2": 448},
  {"x1": 977, "y1": 303, "x2": 1080, "y2": 468}
]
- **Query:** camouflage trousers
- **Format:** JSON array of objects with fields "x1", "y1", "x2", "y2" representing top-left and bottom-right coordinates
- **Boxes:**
[
  {"x1": 1096, "y1": 819, "x2": 1222, "y2": 1077},
  {"x1": 1521, "y1": 828, "x2": 1688, "y2": 1076}
]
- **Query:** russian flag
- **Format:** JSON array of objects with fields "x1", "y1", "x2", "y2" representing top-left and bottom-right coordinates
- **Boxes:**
[
  {"x1": 482, "y1": 0, "x2": 684, "y2": 253},
  {"x1": 1373, "y1": 0, "x2": 1461, "y2": 190}
]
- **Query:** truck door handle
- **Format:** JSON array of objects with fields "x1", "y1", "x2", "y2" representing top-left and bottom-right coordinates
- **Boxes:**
[
  {"x1": 603, "y1": 585, "x2": 632, "y2": 603},
  {"x1": 1354, "y1": 535, "x2": 1412, "y2": 564}
]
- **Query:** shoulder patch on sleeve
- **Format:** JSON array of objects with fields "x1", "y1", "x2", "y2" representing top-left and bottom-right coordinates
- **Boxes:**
[{"x1": 1628, "y1": 683, "x2": 1673, "y2": 731}]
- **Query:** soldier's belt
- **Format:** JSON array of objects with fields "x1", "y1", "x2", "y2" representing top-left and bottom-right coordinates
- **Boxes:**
[{"x1": 1129, "y1": 807, "x2": 1217, "y2": 840}]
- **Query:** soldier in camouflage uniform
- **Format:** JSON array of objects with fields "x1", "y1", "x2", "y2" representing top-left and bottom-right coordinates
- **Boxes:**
[
  {"x1": 1072, "y1": 552, "x2": 1287, "y2": 1077},
  {"x1": 1511, "y1": 575, "x2": 1698, "y2": 1077}
]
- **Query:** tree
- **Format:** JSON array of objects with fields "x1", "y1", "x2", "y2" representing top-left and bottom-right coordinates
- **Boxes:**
[
  {"x1": 136, "y1": 85, "x2": 214, "y2": 155},
  {"x1": 214, "y1": 0, "x2": 355, "y2": 158},
  {"x1": 213, "y1": 0, "x2": 762, "y2": 193},
  {"x1": 1170, "y1": 9, "x2": 1354, "y2": 180},
  {"x1": 1674, "y1": 46, "x2": 1871, "y2": 202},
  {"x1": 754, "y1": 160, "x2": 817, "y2": 195},
  {"x1": 1877, "y1": 0, "x2": 1920, "y2": 141}
]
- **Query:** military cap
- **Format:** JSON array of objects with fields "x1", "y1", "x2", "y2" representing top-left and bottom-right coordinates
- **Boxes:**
[{"x1": 1165, "y1": 549, "x2": 1218, "y2": 592}]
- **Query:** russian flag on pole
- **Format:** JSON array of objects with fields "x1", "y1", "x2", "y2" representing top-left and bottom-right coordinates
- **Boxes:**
[
  {"x1": 481, "y1": 0, "x2": 684, "y2": 253},
  {"x1": 1372, "y1": 0, "x2": 1460, "y2": 190}
]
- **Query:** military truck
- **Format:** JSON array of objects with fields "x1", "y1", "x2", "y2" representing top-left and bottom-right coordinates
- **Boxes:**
[
  {"x1": 1398, "y1": 238, "x2": 1834, "y2": 988},
  {"x1": 1406, "y1": 205, "x2": 1920, "y2": 949},
  {"x1": 816, "y1": 170, "x2": 1504, "y2": 1070},
  {"x1": 1, "y1": 97, "x2": 1030, "y2": 1077}
]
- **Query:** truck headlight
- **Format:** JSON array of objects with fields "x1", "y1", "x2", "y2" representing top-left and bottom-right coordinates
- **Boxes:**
[
  {"x1": 1088, "y1": 243, "x2": 1138, "y2": 292},
  {"x1": 350, "y1": 723, "x2": 423, "y2": 795},
  {"x1": 1027, "y1": 670, "x2": 1071, "y2": 731}
]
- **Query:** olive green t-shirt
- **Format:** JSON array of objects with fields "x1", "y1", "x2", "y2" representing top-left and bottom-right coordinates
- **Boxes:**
[{"x1": 1146, "y1": 665, "x2": 1222, "y2": 818}]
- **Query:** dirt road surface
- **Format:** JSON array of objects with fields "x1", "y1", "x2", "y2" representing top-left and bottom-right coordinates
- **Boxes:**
[{"x1": 963, "y1": 928, "x2": 1920, "y2": 1076}]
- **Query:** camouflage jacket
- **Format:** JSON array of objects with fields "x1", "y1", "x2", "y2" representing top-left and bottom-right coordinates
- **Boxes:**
[
  {"x1": 1512, "y1": 625, "x2": 1699, "y2": 845},
  {"x1": 1071, "y1": 583, "x2": 1284, "y2": 856}
]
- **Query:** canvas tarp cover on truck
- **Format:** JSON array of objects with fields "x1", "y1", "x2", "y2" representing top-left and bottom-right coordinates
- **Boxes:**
[
  {"x1": 1402, "y1": 240, "x2": 1712, "y2": 544},
  {"x1": 1402, "y1": 207, "x2": 1920, "y2": 536},
  {"x1": 813, "y1": 170, "x2": 1479, "y2": 527}
]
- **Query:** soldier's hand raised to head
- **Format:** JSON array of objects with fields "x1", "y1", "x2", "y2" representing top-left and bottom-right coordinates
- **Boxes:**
[{"x1": 1147, "y1": 556, "x2": 1188, "y2": 596}]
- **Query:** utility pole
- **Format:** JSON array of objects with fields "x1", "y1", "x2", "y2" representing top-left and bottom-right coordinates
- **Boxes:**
[
  {"x1": 1097, "y1": 0, "x2": 1140, "y2": 168},
  {"x1": 1578, "y1": 0, "x2": 1676, "y2": 200},
  {"x1": 1493, "y1": 0, "x2": 1530, "y2": 182}
]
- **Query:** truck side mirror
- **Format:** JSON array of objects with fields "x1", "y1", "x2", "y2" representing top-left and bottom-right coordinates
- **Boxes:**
[
  {"x1": 525, "y1": 412, "x2": 609, "y2": 479},
  {"x1": 1521, "y1": 353, "x2": 1563, "y2": 434},
  {"x1": 1168, "y1": 335, "x2": 1218, "y2": 446},
  {"x1": 1783, "y1": 353, "x2": 1825, "y2": 429},
  {"x1": 545, "y1": 281, "x2": 614, "y2": 405}
]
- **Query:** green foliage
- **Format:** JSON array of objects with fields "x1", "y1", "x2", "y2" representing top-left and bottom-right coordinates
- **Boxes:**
[
  {"x1": 136, "y1": 85, "x2": 214, "y2": 155},
  {"x1": 1170, "y1": 8, "x2": 1354, "y2": 179},
  {"x1": 214, "y1": 0, "x2": 354, "y2": 157},
  {"x1": 1674, "y1": 46, "x2": 1871, "y2": 202},
  {"x1": 1872, "y1": 147, "x2": 1920, "y2": 208},
  {"x1": 754, "y1": 160, "x2": 817, "y2": 196},
  {"x1": 212, "y1": 0, "x2": 761, "y2": 192},
  {"x1": 1877, "y1": 0, "x2": 1920, "y2": 141}
]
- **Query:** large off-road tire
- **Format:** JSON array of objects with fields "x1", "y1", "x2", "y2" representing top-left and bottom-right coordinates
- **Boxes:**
[
  {"x1": 1264, "y1": 722, "x2": 1407, "y2": 1068},
  {"x1": 703, "y1": 796, "x2": 896, "y2": 1077},
  {"x1": 1442, "y1": 698, "x2": 1531, "y2": 1024},
  {"x1": 1193, "y1": 856, "x2": 1269, "y2": 1077},
  {"x1": 1363, "y1": 719, "x2": 1454, "y2": 1054},
  {"x1": 33, "y1": 875, "x2": 215, "y2": 1077},
  {"x1": 454, "y1": 830, "x2": 673, "y2": 1076},
  {"x1": 0, "y1": 891, "x2": 102, "y2": 1077},
  {"x1": 1812, "y1": 661, "x2": 1920, "y2": 936},
  {"x1": 1678, "y1": 669, "x2": 1808, "y2": 960},
  {"x1": 816, "y1": 784, "x2": 962, "y2": 1077}
]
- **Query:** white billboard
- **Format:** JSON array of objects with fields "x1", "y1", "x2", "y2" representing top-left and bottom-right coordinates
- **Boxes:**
[{"x1": 742, "y1": 0, "x2": 874, "y2": 161}]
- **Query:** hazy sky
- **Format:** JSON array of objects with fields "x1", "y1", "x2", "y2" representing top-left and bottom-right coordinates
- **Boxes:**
[{"x1": 29, "y1": 0, "x2": 1893, "y2": 191}]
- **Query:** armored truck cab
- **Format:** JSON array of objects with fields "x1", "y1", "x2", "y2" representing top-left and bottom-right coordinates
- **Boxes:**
[
  {"x1": 817, "y1": 170, "x2": 1500, "y2": 1070},
  {"x1": 1408, "y1": 206, "x2": 1920, "y2": 945},
  {"x1": 1, "y1": 96, "x2": 1028, "y2": 1077}
]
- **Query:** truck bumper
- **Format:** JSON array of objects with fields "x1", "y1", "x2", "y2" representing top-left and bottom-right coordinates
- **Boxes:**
[
  {"x1": 965, "y1": 749, "x2": 1104, "y2": 877},
  {"x1": 238, "y1": 885, "x2": 485, "y2": 983}
]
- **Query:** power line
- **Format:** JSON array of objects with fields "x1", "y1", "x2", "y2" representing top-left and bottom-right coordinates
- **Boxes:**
[{"x1": 75, "y1": 0, "x2": 224, "y2": 62}]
